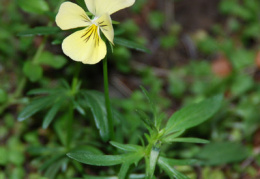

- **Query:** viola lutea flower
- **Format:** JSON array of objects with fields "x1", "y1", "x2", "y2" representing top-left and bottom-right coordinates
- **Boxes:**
[{"x1": 56, "y1": 0, "x2": 135, "y2": 64}]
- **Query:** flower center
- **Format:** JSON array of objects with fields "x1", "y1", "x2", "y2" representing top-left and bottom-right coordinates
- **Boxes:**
[{"x1": 91, "y1": 16, "x2": 99, "y2": 26}]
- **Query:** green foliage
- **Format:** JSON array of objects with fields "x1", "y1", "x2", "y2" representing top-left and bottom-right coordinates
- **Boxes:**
[
  {"x1": 78, "y1": 90, "x2": 110, "y2": 142},
  {"x1": 197, "y1": 142, "x2": 249, "y2": 165},
  {"x1": 165, "y1": 95, "x2": 223, "y2": 135},
  {"x1": 17, "y1": 27, "x2": 61, "y2": 37},
  {"x1": 114, "y1": 37, "x2": 150, "y2": 53},
  {"x1": 1, "y1": 0, "x2": 259, "y2": 178},
  {"x1": 0, "y1": 89, "x2": 8, "y2": 104},
  {"x1": 23, "y1": 61, "x2": 43, "y2": 82},
  {"x1": 17, "y1": 0, "x2": 49, "y2": 14},
  {"x1": 148, "y1": 11, "x2": 165, "y2": 30}
]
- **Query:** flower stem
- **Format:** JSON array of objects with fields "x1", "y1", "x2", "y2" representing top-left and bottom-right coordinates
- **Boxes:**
[{"x1": 103, "y1": 56, "x2": 114, "y2": 140}]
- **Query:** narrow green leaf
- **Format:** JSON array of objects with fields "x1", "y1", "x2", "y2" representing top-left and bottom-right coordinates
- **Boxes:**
[
  {"x1": 110, "y1": 141, "x2": 143, "y2": 152},
  {"x1": 18, "y1": 96, "x2": 54, "y2": 121},
  {"x1": 44, "y1": 157, "x2": 68, "y2": 179},
  {"x1": 118, "y1": 163, "x2": 131, "y2": 179},
  {"x1": 67, "y1": 152, "x2": 144, "y2": 167},
  {"x1": 42, "y1": 102, "x2": 62, "y2": 129},
  {"x1": 27, "y1": 146, "x2": 61, "y2": 155},
  {"x1": 165, "y1": 137, "x2": 209, "y2": 144},
  {"x1": 69, "y1": 145, "x2": 103, "y2": 155},
  {"x1": 67, "y1": 152, "x2": 128, "y2": 166},
  {"x1": 17, "y1": 26, "x2": 60, "y2": 36},
  {"x1": 163, "y1": 130, "x2": 185, "y2": 142},
  {"x1": 140, "y1": 86, "x2": 158, "y2": 122},
  {"x1": 112, "y1": 20, "x2": 120, "y2": 24},
  {"x1": 40, "y1": 154, "x2": 65, "y2": 171},
  {"x1": 17, "y1": 0, "x2": 49, "y2": 14},
  {"x1": 79, "y1": 90, "x2": 109, "y2": 142},
  {"x1": 158, "y1": 157, "x2": 190, "y2": 179},
  {"x1": 27, "y1": 88, "x2": 63, "y2": 95},
  {"x1": 73, "y1": 101, "x2": 86, "y2": 116},
  {"x1": 82, "y1": 174, "x2": 146, "y2": 179},
  {"x1": 83, "y1": 176, "x2": 117, "y2": 179},
  {"x1": 158, "y1": 157, "x2": 199, "y2": 166},
  {"x1": 114, "y1": 37, "x2": 150, "y2": 53},
  {"x1": 165, "y1": 95, "x2": 223, "y2": 135}
]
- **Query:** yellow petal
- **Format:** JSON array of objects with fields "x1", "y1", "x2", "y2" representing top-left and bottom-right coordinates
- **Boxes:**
[
  {"x1": 96, "y1": 14, "x2": 114, "y2": 44},
  {"x1": 62, "y1": 25, "x2": 106, "y2": 64},
  {"x1": 84, "y1": 0, "x2": 135, "y2": 16},
  {"x1": 56, "y1": 2, "x2": 91, "y2": 30}
]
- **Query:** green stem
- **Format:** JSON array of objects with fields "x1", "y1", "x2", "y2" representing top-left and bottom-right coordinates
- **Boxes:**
[{"x1": 103, "y1": 56, "x2": 114, "y2": 140}]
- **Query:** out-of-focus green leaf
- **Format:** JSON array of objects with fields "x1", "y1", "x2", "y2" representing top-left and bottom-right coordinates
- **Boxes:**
[
  {"x1": 158, "y1": 157, "x2": 190, "y2": 179},
  {"x1": 196, "y1": 142, "x2": 249, "y2": 165},
  {"x1": 83, "y1": 176, "x2": 117, "y2": 179},
  {"x1": 165, "y1": 95, "x2": 223, "y2": 135},
  {"x1": 231, "y1": 74, "x2": 254, "y2": 97},
  {"x1": 44, "y1": 157, "x2": 68, "y2": 179},
  {"x1": 164, "y1": 137, "x2": 209, "y2": 144},
  {"x1": 67, "y1": 152, "x2": 135, "y2": 166},
  {"x1": 17, "y1": 27, "x2": 60, "y2": 36},
  {"x1": 229, "y1": 49, "x2": 254, "y2": 70},
  {"x1": 0, "y1": 89, "x2": 8, "y2": 104},
  {"x1": 110, "y1": 141, "x2": 143, "y2": 152},
  {"x1": 23, "y1": 61, "x2": 43, "y2": 82},
  {"x1": 118, "y1": 162, "x2": 131, "y2": 179},
  {"x1": 40, "y1": 154, "x2": 65, "y2": 171},
  {"x1": 37, "y1": 51, "x2": 67, "y2": 69},
  {"x1": 27, "y1": 88, "x2": 64, "y2": 95},
  {"x1": 0, "y1": 147, "x2": 8, "y2": 165},
  {"x1": 42, "y1": 102, "x2": 62, "y2": 129},
  {"x1": 158, "y1": 157, "x2": 199, "y2": 166},
  {"x1": 148, "y1": 11, "x2": 165, "y2": 30},
  {"x1": 79, "y1": 90, "x2": 109, "y2": 142},
  {"x1": 17, "y1": 0, "x2": 49, "y2": 14},
  {"x1": 163, "y1": 130, "x2": 185, "y2": 142},
  {"x1": 114, "y1": 38, "x2": 150, "y2": 53},
  {"x1": 18, "y1": 96, "x2": 54, "y2": 121}
]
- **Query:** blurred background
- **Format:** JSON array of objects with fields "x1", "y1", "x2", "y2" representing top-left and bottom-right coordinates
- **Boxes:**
[{"x1": 0, "y1": 0, "x2": 260, "y2": 178}]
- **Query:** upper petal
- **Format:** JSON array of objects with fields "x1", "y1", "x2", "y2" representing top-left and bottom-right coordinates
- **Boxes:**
[
  {"x1": 56, "y1": 2, "x2": 91, "y2": 30},
  {"x1": 84, "y1": 0, "x2": 135, "y2": 16},
  {"x1": 62, "y1": 25, "x2": 107, "y2": 64},
  {"x1": 96, "y1": 14, "x2": 114, "y2": 44}
]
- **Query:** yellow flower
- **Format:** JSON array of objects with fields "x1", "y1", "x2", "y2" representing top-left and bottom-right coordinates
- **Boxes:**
[{"x1": 56, "y1": 0, "x2": 135, "y2": 64}]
